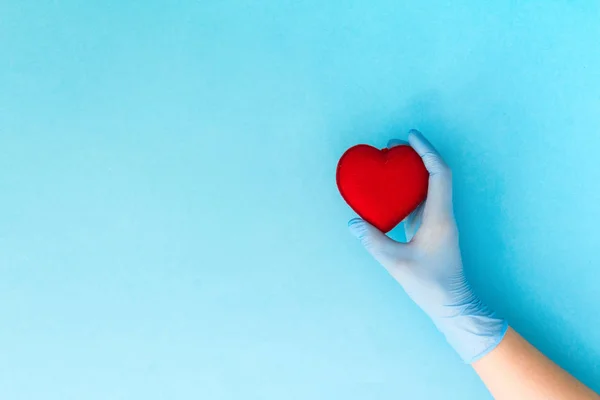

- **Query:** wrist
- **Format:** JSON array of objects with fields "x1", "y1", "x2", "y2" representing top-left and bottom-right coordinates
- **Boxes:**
[
  {"x1": 430, "y1": 289, "x2": 508, "y2": 363},
  {"x1": 436, "y1": 313, "x2": 508, "y2": 363}
]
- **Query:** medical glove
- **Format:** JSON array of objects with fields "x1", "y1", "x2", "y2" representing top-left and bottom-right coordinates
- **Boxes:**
[{"x1": 348, "y1": 130, "x2": 508, "y2": 363}]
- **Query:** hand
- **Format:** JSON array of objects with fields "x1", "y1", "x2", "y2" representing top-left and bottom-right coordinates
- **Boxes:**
[{"x1": 348, "y1": 130, "x2": 507, "y2": 363}]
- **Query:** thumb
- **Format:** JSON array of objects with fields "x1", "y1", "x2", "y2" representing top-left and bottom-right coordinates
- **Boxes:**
[{"x1": 348, "y1": 218, "x2": 410, "y2": 266}]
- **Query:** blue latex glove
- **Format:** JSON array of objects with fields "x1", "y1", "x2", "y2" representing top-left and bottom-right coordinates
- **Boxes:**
[{"x1": 349, "y1": 130, "x2": 507, "y2": 363}]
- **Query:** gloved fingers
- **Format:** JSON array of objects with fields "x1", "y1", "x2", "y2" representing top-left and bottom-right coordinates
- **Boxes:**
[
  {"x1": 387, "y1": 139, "x2": 409, "y2": 148},
  {"x1": 408, "y1": 129, "x2": 453, "y2": 220},
  {"x1": 403, "y1": 202, "x2": 424, "y2": 242},
  {"x1": 348, "y1": 218, "x2": 411, "y2": 268},
  {"x1": 407, "y1": 129, "x2": 447, "y2": 174}
]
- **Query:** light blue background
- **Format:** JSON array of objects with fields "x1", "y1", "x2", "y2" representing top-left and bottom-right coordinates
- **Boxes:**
[{"x1": 1, "y1": 1, "x2": 600, "y2": 399}]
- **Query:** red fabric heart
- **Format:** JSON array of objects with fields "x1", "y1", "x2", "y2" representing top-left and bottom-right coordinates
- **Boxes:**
[{"x1": 336, "y1": 144, "x2": 429, "y2": 233}]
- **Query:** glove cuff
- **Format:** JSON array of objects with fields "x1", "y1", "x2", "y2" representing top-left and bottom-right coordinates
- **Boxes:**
[{"x1": 432, "y1": 296, "x2": 508, "y2": 363}]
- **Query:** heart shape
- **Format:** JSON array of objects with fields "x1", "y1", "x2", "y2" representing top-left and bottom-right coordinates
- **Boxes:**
[{"x1": 336, "y1": 144, "x2": 429, "y2": 233}]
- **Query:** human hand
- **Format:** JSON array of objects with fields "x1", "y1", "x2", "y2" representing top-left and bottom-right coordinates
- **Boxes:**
[{"x1": 348, "y1": 130, "x2": 507, "y2": 363}]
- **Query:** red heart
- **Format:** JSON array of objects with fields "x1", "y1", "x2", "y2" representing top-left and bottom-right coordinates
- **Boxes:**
[{"x1": 336, "y1": 144, "x2": 429, "y2": 233}]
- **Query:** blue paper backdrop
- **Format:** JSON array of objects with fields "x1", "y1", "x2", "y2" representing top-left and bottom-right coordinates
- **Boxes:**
[{"x1": 1, "y1": 1, "x2": 599, "y2": 399}]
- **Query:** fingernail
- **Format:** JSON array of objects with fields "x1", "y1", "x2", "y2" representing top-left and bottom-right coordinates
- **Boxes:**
[
  {"x1": 348, "y1": 218, "x2": 363, "y2": 227},
  {"x1": 348, "y1": 219, "x2": 366, "y2": 238}
]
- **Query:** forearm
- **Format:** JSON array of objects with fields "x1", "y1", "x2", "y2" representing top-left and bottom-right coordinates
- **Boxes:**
[{"x1": 472, "y1": 327, "x2": 599, "y2": 400}]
